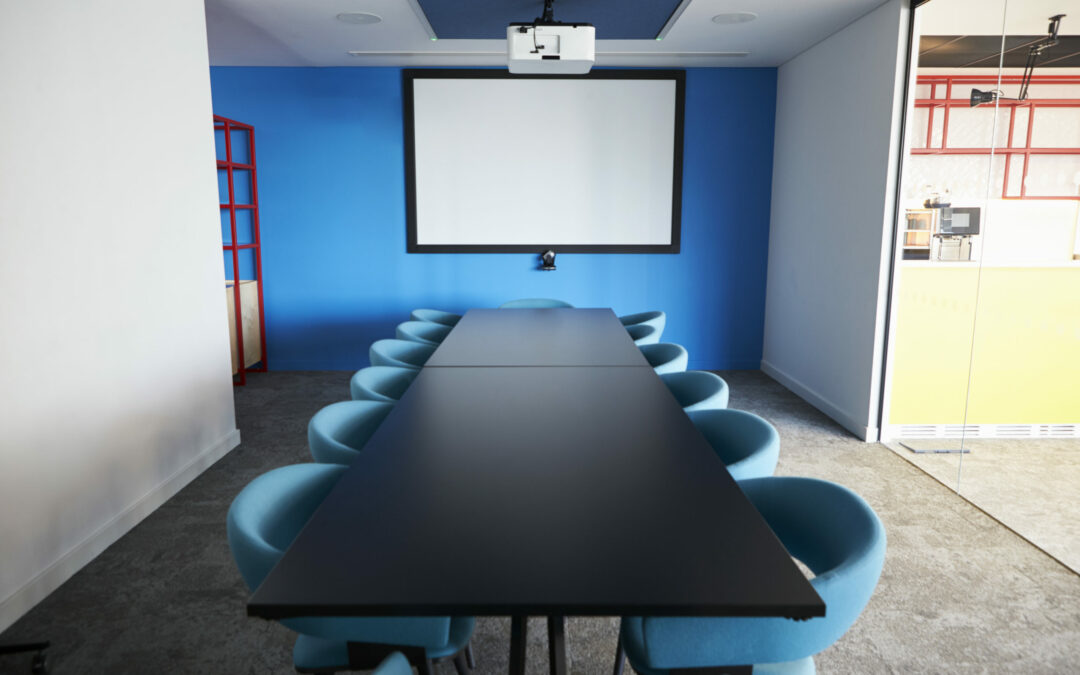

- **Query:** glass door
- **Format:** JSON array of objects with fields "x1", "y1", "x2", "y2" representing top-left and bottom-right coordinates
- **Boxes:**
[
  {"x1": 886, "y1": 0, "x2": 1080, "y2": 573},
  {"x1": 957, "y1": 4, "x2": 1080, "y2": 572},
  {"x1": 881, "y1": 0, "x2": 1010, "y2": 489}
]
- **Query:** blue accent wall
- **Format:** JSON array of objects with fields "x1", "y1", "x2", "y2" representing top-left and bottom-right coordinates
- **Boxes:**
[
  {"x1": 417, "y1": 0, "x2": 681, "y2": 39},
  {"x1": 209, "y1": 67, "x2": 777, "y2": 371}
]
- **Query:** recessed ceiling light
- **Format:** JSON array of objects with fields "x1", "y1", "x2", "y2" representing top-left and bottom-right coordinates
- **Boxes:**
[
  {"x1": 712, "y1": 12, "x2": 758, "y2": 25},
  {"x1": 336, "y1": 12, "x2": 382, "y2": 25}
]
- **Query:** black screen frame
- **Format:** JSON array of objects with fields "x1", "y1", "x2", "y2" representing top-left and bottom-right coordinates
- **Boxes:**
[{"x1": 402, "y1": 68, "x2": 686, "y2": 254}]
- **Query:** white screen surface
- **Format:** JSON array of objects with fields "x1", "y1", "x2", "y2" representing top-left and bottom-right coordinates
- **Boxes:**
[{"x1": 409, "y1": 76, "x2": 680, "y2": 249}]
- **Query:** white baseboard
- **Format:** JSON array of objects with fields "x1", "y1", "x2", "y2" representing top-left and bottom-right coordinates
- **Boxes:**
[
  {"x1": 0, "y1": 428, "x2": 241, "y2": 634},
  {"x1": 760, "y1": 360, "x2": 877, "y2": 442}
]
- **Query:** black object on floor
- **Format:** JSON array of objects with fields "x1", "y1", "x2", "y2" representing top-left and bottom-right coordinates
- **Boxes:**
[{"x1": 0, "y1": 641, "x2": 50, "y2": 674}]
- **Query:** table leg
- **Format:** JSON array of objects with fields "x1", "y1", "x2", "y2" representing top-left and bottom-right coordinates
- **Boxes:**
[
  {"x1": 547, "y1": 615, "x2": 567, "y2": 675},
  {"x1": 510, "y1": 615, "x2": 528, "y2": 675}
]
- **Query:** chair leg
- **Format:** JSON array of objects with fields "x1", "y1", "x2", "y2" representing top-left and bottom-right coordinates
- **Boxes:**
[
  {"x1": 612, "y1": 633, "x2": 625, "y2": 675},
  {"x1": 547, "y1": 615, "x2": 567, "y2": 675},
  {"x1": 509, "y1": 616, "x2": 528, "y2": 675},
  {"x1": 452, "y1": 651, "x2": 469, "y2": 674},
  {"x1": 465, "y1": 642, "x2": 476, "y2": 669},
  {"x1": 416, "y1": 657, "x2": 435, "y2": 675}
]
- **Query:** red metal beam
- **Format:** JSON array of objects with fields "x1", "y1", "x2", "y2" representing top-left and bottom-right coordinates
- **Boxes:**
[
  {"x1": 222, "y1": 119, "x2": 246, "y2": 386},
  {"x1": 912, "y1": 147, "x2": 1080, "y2": 155},
  {"x1": 248, "y1": 126, "x2": 268, "y2": 373},
  {"x1": 912, "y1": 75, "x2": 1080, "y2": 201}
]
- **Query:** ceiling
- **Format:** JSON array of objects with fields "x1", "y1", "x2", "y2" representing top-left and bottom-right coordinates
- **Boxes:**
[
  {"x1": 919, "y1": 36, "x2": 1080, "y2": 68},
  {"x1": 204, "y1": 0, "x2": 893, "y2": 68},
  {"x1": 918, "y1": 0, "x2": 1079, "y2": 68}
]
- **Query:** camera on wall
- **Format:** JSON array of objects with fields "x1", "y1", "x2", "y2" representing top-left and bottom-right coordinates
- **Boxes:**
[{"x1": 540, "y1": 249, "x2": 556, "y2": 271}]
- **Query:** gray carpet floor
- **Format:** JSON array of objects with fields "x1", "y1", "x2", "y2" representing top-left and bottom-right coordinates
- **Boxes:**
[
  {"x1": 2, "y1": 370, "x2": 1078, "y2": 674},
  {"x1": 886, "y1": 438, "x2": 1080, "y2": 574}
]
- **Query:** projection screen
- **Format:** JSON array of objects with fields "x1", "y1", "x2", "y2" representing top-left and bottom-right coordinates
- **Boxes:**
[{"x1": 403, "y1": 70, "x2": 685, "y2": 253}]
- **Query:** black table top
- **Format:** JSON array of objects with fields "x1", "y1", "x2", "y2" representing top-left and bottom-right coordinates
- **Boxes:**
[
  {"x1": 425, "y1": 308, "x2": 649, "y2": 367},
  {"x1": 248, "y1": 366, "x2": 824, "y2": 619}
]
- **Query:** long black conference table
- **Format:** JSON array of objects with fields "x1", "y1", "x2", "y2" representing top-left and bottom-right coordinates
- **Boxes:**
[{"x1": 248, "y1": 308, "x2": 824, "y2": 674}]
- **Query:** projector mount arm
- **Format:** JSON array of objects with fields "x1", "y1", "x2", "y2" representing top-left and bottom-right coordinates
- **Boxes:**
[
  {"x1": 970, "y1": 14, "x2": 1065, "y2": 107},
  {"x1": 1018, "y1": 13, "x2": 1064, "y2": 101},
  {"x1": 539, "y1": 0, "x2": 555, "y2": 24},
  {"x1": 523, "y1": 0, "x2": 567, "y2": 54}
]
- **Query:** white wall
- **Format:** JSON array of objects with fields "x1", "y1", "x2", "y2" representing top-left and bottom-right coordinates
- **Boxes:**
[
  {"x1": 0, "y1": 0, "x2": 238, "y2": 631},
  {"x1": 761, "y1": 0, "x2": 910, "y2": 441}
]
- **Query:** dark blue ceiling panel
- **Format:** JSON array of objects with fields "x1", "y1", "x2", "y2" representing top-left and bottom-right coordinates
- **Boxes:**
[{"x1": 417, "y1": 0, "x2": 683, "y2": 40}]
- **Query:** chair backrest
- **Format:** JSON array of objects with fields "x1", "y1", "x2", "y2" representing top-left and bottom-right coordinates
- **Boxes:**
[
  {"x1": 410, "y1": 308, "x2": 461, "y2": 326},
  {"x1": 308, "y1": 400, "x2": 394, "y2": 465},
  {"x1": 626, "y1": 324, "x2": 660, "y2": 345},
  {"x1": 687, "y1": 409, "x2": 778, "y2": 480},
  {"x1": 350, "y1": 366, "x2": 419, "y2": 403},
  {"x1": 618, "y1": 311, "x2": 666, "y2": 337},
  {"x1": 227, "y1": 465, "x2": 454, "y2": 648},
  {"x1": 395, "y1": 320, "x2": 452, "y2": 346},
  {"x1": 740, "y1": 477, "x2": 886, "y2": 654},
  {"x1": 660, "y1": 371, "x2": 729, "y2": 411},
  {"x1": 498, "y1": 298, "x2": 574, "y2": 309},
  {"x1": 639, "y1": 342, "x2": 688, "y2": 374},
  {"x1": 227, "y1": 463, "x2": 348, "y2": 592},
  {"x1": 369, "y1": 339, "x2": 436, "y2": 369},
  {"x1": 636, "y1": 477, "x2": 886, "y2": 667}
]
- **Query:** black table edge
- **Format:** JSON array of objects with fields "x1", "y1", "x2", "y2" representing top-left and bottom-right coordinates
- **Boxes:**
[{"x1": 246, "y1": 602, "x2": 825, "y2": 621}]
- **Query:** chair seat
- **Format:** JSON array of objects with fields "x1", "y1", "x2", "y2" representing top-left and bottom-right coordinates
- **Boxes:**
[
  {"x1": 620, "y1": 638, "x2": 814, "y2": 675},
  {"x1": 369, "y1": 339, "x2": 436, "y2": 370},
  {"x1": 410, "y1": 308, "x2": 461, "y2": 326},
  {"x1": 688, "y1": 409, "x2": 779, "y2": 481},
  {"x1": 292, "y1": 617, "x2": 476, "y2": 671},
  {"x1": 396, "y1": 320, "x2": 452, "y2": 346},
  {"x1": 308, "y1": 400, "x2": 394, "y2": 465},
  {"x1": 640, "y1": 343, "x2": 688, "y2": 375},
  {"x1": 660, "y1": 371, "x2": 729, "y2": 412},
  {"x1": 350, "y1": 366, "x2": 419, "y2": 403},
  {"x1": 619, "y1": 311, "x2": 666, "y2": 340},
  {"x1": 627, "y1": 323, "x2": 660, "y2": 345}
]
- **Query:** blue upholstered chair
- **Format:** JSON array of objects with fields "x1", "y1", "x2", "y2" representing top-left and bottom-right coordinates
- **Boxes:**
[
  {"x1": 688, "y1": 409, "x2": 779, "y2": 480},
  {"x1": 626, "y1": 324, "x2": 660, "y2": 346},
  {"x1": 396, "y1": 320, "x2": 452, "y2": 346},
  {"x1": 373, "y1": 652, "x2": 413, "y2": 675},
  {"x1": 370, "y1": 339, "x2": 436, "y2": 370},
  {"x1": 639, "y1": 343, "x2": 688, "y2": 375},
  {"x1": 619, "y1": 311, "x2": 666, "y2": 340},
  {"x1": 227, "y1": 464, "x2": 476, "y2": 674},
  {"x1": 308, "y1": 400, "x2": 394, "y2": 466},
  {"x1": 411, "y1": 308, "x2": 461, "y2": 326},
  {"x1": 350, "y1": 366, "x2": 419, "y2": 403},
  {"x1": 615, "y1": 477, "x2": 886, "y2": 675},
  {"x1": 498, "y1": 298, "x2": 574, "y2": 309},
  {"x1": 660, "y1": 371, "x2": 729, "y2": 412}
]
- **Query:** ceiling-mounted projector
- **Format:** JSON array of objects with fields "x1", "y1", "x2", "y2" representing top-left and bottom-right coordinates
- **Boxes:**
[{"x1": 508, "y1": 0, "x2": 594, "y2": 74}]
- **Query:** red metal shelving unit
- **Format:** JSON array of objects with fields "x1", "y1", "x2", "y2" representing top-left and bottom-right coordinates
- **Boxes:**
[{"x1": 215, "y1": 114, "x2": 268, "y2": 385}]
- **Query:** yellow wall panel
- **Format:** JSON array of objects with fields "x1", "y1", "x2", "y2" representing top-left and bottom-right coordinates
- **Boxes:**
[{"x1": 889, "y1": 266, "x2": 1080, "y2": 424}]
